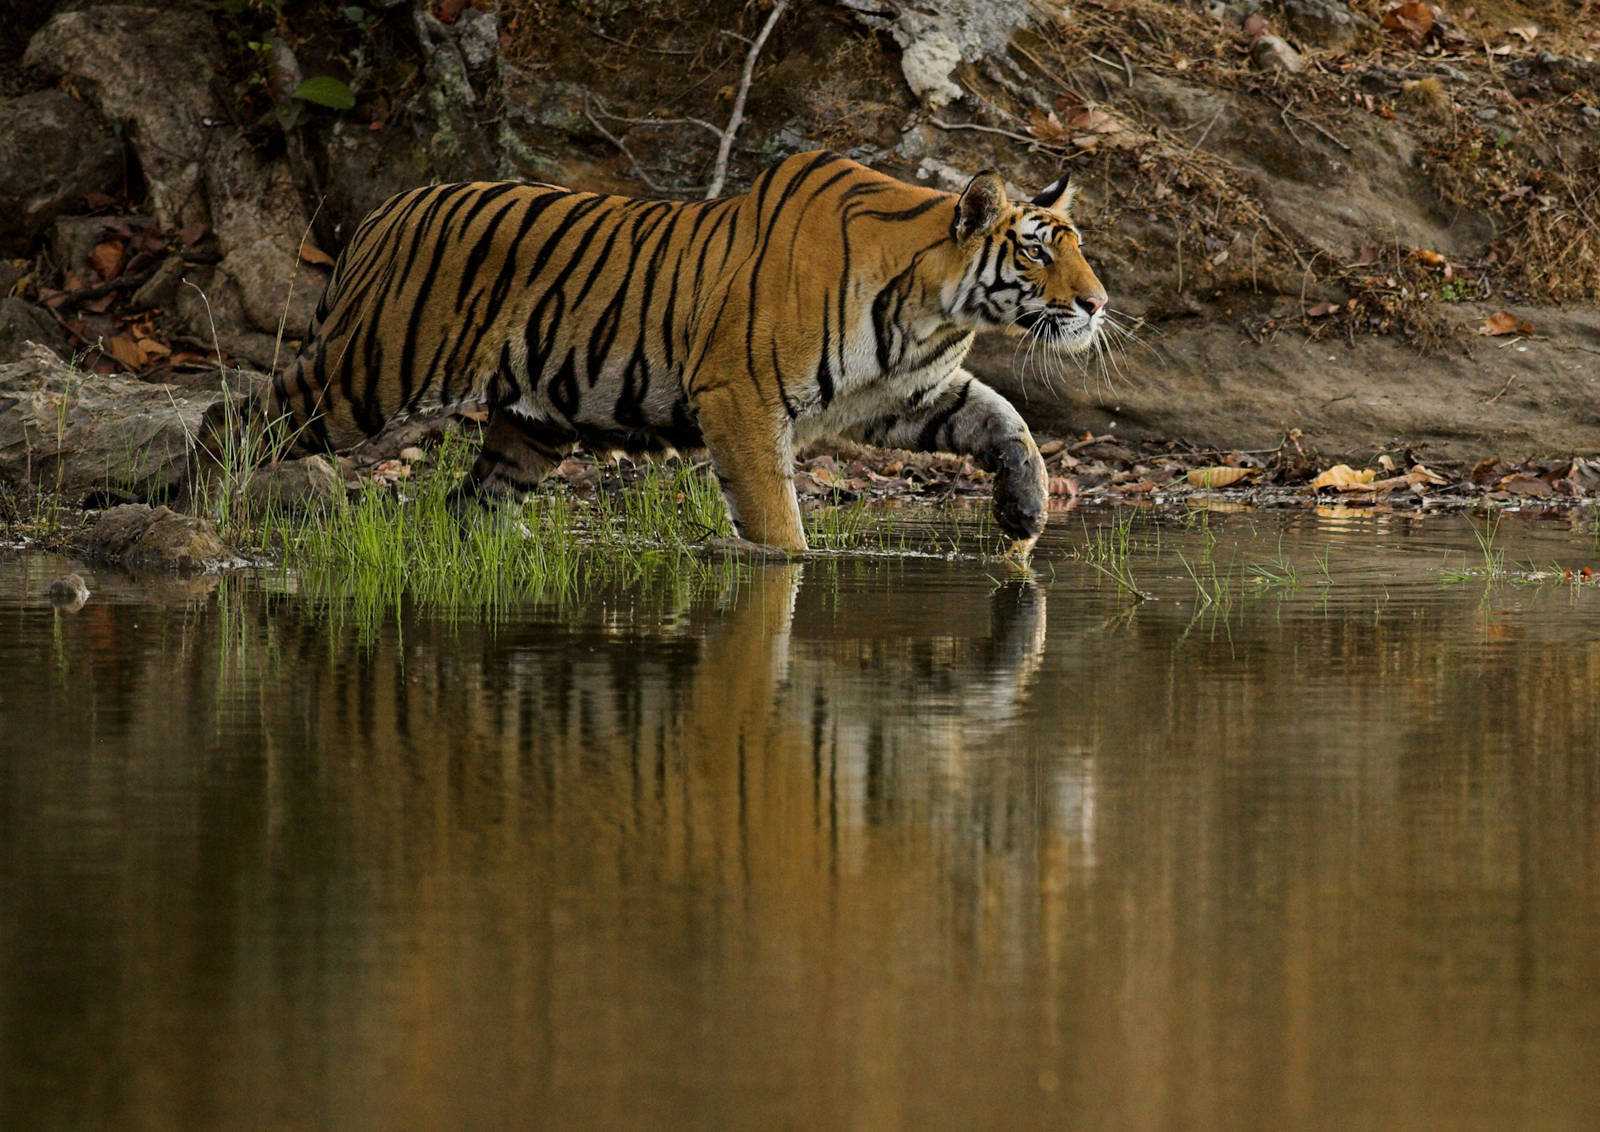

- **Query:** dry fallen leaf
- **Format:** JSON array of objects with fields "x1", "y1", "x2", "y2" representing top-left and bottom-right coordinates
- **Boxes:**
[
  {"x1": 1507, "y1": 24, "x2": 1539, "y2": 42},
  {"x1": 1067, "y1": 108, "x2": 1122, "y2": 134},
  {"x1": 1382, "y1": 0, "x2": 1434, "y2": 44},
  {"x1": 1370, "y1": 464, "x2": 1449, "y2": 493},
  {"x1": 1411, "y1": 248, "x2": 1447, "y2": 266},
  {"x1": 1306, "y1": 301, "x2": 1340, "y2": 318},
  {"x1": 299, "y1": 243, "x2": 337, "y2": 267},
  {"x1": 106, "y1": 335, "x2": 144, "y2": 370},
  {"x1": 90, "y1": 240, "x2": 125, "y2": 281},
  {"x1": 1029, "y1": 109, "x2": 1069, "y2": 143},
  {"x1": 1308, "y1": 464, "x2": 1379, "y2": 491},
  {"x1": 1499, "y1": 473, "x2": 1552, "y2": 497},
  {"x1": 370, "y1": 459, "x2": 412, "y2": 481},
  {"x1": 1186, "y1": 466, "x2": 1259, "y2": 488},
  {"x1": 1480, "y1": 310, "x2": 1534, "y2": 336}
]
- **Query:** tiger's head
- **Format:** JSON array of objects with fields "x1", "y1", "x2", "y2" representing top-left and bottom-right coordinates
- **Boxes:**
[{"x1": 946, "y1": 169, "x2": 1108, "y2": 355}]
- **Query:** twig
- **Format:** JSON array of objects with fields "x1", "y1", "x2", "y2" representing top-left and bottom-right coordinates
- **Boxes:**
[
  {"x1": 1186, "y1": 108, "x2": 1224, "y2": 152},
  {"x1": 1087, "y1": 52, "x2": 1124, "y2": 76},
  {"x1": 1116, "y1": 46, "x2": 1134, "y2": 88},
  {"x1": 706, "y1": 0, "x2": 791, "y2": 199},
  {"x1": 588, "y1": 101, "x2": 723, "y2": 139},
  {"x1": 587, "y1": 25, "x2": 701, "y2": 55},
  {"x1": 41, "y1": 268, "x2": 157, "y2": 307},
  {"x1": 1483, "y1": 373, "x2": 1516, "y2": 403},
  {"x1": 1068, "y1": 433, "x2": 1116, "y2": 453},
  {"x1": 1279, "y1": 100, "x2": 1352, "y2": 152},
  {"x1": 930, "y1": 117, "x2": 1066, "y2": 151},
  {"x1": 584, "y1": 95, "x2": 671, "y2": 194},
  {"x1": 1278, "y1": 103, "x2": 1310, "y2": 148}
]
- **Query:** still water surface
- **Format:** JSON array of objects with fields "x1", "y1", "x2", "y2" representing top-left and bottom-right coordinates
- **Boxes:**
[{"x1": 4, "y1": 507, "x2": 1600, "y2": 1128}]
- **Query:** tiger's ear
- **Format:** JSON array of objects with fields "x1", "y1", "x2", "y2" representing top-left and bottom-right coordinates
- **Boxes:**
[
  {"x1": 955, "y1": 171, "x2": 1007, "y2": 242},
  {"x1": 1031, "y1": 171, "x2": 1073, "y2": 213}
]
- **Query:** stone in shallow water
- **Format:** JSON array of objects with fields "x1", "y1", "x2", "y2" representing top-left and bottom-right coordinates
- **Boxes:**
[
  {"x1": 81, "y1": 504, "x2": 232, "y2": 571},
  {"x1": 47, "y1": 572, "x2": 90, "y2": 612}
]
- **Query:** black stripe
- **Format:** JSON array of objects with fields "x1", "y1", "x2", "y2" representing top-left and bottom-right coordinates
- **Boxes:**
[
  {"x1": 743, "y1": 152, "x2": 842, "y2": 392},
  {"x1": 847, "y1": 197, "x2": 946, "y2": 225},
  {"x1": 450, "y1": 184, "x2": 527, "y2": 311},
  {"x1": 815, "y1": 306, "x2": 835, "y2": 407},
  {"x1": 448, "y1": 191, "x2": 572, "y2": 398},
  {"x1": 770, "y1": 337, "x2": 797, "y2": 419},
  {"x1": 918, "y1": 380, "x2": 972, "y2": 451},
  {"x1": 392, "y1": 185, "x2": 480, "y2": 418},
  {"x1": 548, "y1": 351, "x2": 580, "y2": 420}
]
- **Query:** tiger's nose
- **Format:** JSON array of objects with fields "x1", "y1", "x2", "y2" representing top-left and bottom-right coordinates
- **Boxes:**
[{"x1": 1076, "y1": 295, "x2": 1107, "y2": 317}]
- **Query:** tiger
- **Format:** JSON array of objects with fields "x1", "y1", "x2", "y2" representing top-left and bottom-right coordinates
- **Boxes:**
[{"x1": 203, "y1": 149, "x2": 1108, "y2": 554}]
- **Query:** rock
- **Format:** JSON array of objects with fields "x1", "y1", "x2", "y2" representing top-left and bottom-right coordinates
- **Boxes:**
[
  {"x1": 0, "y1": 260, "x2": 26, "y2": 297},
  {"x1": 174, "y1": 265, "x2": 291, "y2": 371},
  {"x1": 204, "y1": 134, "x2": 324, "y2": 336},
  {"x1": 0, "y1": 343, "x2": 220, "y2": 501},
  {"x1": 24, "y1": 5, "x2": 221, "y2": 231},
  {"x1": 131, "y1": 255, "x2": 188, "y2": 311},
  {"x1": 48, "y1": 572, "x2": 90, "y2": 612},
  {"x1": 1281, "y1": 0, "x2": 1377, "y2": 50},
  {"x1": 81, "y1": 504, "x2": 232, "y2": 571},
  {"x1": 843, "y1": 0, "x2": 1043, "y2": 108},
  {"x1": 317, "y1": 7, "x2": 511, "y2": 230},
  {"x1": 968, "y1": 303, "x2": 1600, "y2": 465},
  {"x1": 0, "y1": 298, "x2": 69, "y2": 363},
  {"x1": 243, "y1": 455, "x2": 343, "y2": 512},
  {"x1": 0, "y1": 90, "x2": 125, "y2": 254},
  {"x1": 1251, "y1": 34, "x2": 1306, "y2": 73},
  {"x1": 50, "y1": 215, "x2": 156, "y2": 278},
  {"x1": 318, "y1": 121, "x2": 436, "y2": 242}
]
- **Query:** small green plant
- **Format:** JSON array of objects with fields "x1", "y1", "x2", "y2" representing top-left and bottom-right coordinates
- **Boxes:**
[
  {"x1": 1440, "y1": 511, "x2": 1507, "y2": 584},
  {"x1": 1082, "y1": 508, "x2": 1150, "y2": 600},
  {"x1": 806, "y1": 492, "x2": 879, "y2": 551},
  {"x1": 1247, "y1": 534, "x2": 1301, "y2": 590}
]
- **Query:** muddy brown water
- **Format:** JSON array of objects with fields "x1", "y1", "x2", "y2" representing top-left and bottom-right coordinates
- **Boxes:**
[{"x1": 5, "y1": 506, "x2": 1600, "y2": 1129}]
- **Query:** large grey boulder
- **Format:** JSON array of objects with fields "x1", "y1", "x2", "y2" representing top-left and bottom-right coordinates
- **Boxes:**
[
  {"x1": 24, "y1": 5, "x2": 220, "y2": 231},
  {"x1": 204, "y1": 135, "x2": 324, "y2": 339},
  {"x1": 0, "y1": 89, "x2": 125, "y2": 254},
  {"x1": 0, "y1": 343, "x2": 222, "y2": 500},
  {"x1": 971, "y1": 304, "x2": 1600, "y2": 463}
]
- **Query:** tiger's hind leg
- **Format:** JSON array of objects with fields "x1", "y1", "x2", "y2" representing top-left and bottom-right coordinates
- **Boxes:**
[{"x1": 448, "y1": 408, "x2": 577, "y2": 510}]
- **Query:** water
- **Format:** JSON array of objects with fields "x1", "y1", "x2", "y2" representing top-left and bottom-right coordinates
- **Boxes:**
[{"x1": 4, "y1": 506, "x2": 1600, "y2": 1129}]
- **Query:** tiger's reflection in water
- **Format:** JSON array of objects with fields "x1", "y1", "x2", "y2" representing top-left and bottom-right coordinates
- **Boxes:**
[
  {"x1": 337, "y1": 562, "x2": 1078, "y2": 881},
  {"x1": 7, "y1": 559, "x2": 1099, "y2": 1129}
]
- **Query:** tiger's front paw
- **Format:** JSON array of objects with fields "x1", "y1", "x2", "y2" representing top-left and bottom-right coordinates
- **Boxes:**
[{"x1": 992, "y1": 439, "x2": 1048, "y2": 543}]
